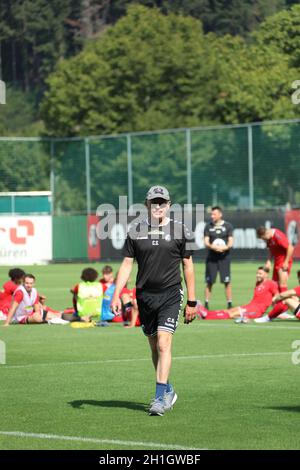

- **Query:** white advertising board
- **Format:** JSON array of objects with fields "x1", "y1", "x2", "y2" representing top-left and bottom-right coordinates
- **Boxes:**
[{"x1": 0, "y1": 216, "x2": 52, "y2": 265}]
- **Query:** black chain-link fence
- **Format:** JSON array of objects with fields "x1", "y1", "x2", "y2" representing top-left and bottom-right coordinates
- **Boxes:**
[{"x1": 1, "y1": 119, "x2": 300, "y2": 214}]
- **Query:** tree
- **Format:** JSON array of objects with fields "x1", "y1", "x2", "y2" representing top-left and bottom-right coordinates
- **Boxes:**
[
  {"x1": 41, "y1": 5, "x2": 212, "y2": 136},
  {"x1": 107, "y1": 0, "x2": 287, "y2": 36},
  {"x1": 203, "y1": 33, "x2": 300, "y2": 124},
  {"x1": 41, "y1": 4, "x2": 300, "y2": 137},
  {"x1": 253, "y1": 3, "x2": 300, "y2": 67},
  {"x1": 0, "y1": 86, "x2": 43, "y2": 136},
  {"x1": 0, "y1": 0, "x2": 83, "y2": 90},
  {"x1": 80, "y1": 0, "x2": 111, "y2": 38}
]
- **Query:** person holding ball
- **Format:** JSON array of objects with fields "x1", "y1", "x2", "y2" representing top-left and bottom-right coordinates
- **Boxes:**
[{"x1": 204, "y1": 206, "x2": 234, "y2": 309}]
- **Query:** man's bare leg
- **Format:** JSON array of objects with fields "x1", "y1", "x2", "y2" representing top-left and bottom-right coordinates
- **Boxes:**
[
  {"x1": 148, "y1": 335, "x2": 159, "y2": 370},
  {"x1": 205, "y1": 283, "x2": 213, "y2": 307},
  {"x1": 278, "y1": 269, "x2": 289, "y2": 292},
  {"x1": 284, "y1": 298, "x2": 300, "y2": 312},
  {"x1": 148, "y1": 332, "x2": 175, "y2": 415},
  {"x1": 156, "y1": 331, "x2": 173, "y2": 384},
  {"x1": 225, "y1": 282, "x2": 232, "y2": 306},
  {"x1": 27, "y1": 312, "x2": 44, "y2": 324},
  {"x1": 148, "y1": 332, "x2": 173, "y2": 384}
]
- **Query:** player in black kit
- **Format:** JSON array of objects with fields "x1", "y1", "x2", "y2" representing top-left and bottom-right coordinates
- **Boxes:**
[
  {"x1": 111, "y1": 185, "x2": 197, "y2": 416},
  {"x1": 204, "y1": 206, "x2": 234, "y2": 309}
]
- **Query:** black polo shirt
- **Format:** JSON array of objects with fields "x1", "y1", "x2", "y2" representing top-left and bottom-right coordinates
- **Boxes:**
[
  {"x1": 123, "y1": 218, "x2": 193, "y2": 292},
  {"x1": 204, "y1": 220, "x2": 233, "y2": 260}
]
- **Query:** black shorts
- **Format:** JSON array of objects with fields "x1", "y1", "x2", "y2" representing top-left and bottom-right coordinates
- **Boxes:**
[
  {"x1": 205, "y1": 256, "x2": 231, "y2": 284},
  {"x1": 293, "y1": 304, "x2": 300, "y2": 317},
  {"x1": 136, "y1": 284, "x2": 184, "y2": 337}
]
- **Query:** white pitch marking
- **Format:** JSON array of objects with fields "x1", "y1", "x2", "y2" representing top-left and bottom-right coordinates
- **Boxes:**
[
  {"x1": 188, "y1": 323, "x2": 300, "y2": 331},
  {"x1": 0, "y1": 351, "x2": 291, "y2": 370},
  {"x1": 0, "y1": 431, "x2": 203, "y2": 450}
]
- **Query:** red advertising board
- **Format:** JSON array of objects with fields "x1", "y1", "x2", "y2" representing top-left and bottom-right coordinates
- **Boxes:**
[
  {"x1": 87, "y1": 215, "x2": 100, "y2": 260},
  {"x1": 285, "y1": 210, "x2": 300, "y2": 259}
]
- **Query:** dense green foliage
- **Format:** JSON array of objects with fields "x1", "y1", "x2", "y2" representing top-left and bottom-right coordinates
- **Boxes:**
[
  {"x1": 0, "y1": 0, "x2": 294, "y2": 93},
  {"x1": 0, "y1": 2, "x2": 299, "y2": 136},
  {"x1": 41, "y1": 4, "x2": 300, "y2": 136},
  {"x1": 1, "y1": 2, "x2": 300, "y2": 210}
]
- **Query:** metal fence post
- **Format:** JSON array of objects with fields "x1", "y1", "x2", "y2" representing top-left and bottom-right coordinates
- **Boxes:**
[
  {"x1": 247, "y1": 125, "x2": 254, "y2": 210},
  {"x1": 85, "y1": 137, "x2": 91, "y2": 215},
  {"x1": 11, "y1": 194, "x2": 15, "y2": 215},
  {"x1": 50, "y1": 139, "x2": 55, "y2": 215},
  {"x1": 127, "y1": 134, "x2": 133, "y2": 207},
  {"x1": 186, "y1": 128, "x2": 192, "y2": 205}
]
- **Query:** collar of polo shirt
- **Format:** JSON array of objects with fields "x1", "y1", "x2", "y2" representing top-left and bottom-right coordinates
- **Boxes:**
[{"x1": 146, "y1": 217, "x2": 171, "y2": 227}]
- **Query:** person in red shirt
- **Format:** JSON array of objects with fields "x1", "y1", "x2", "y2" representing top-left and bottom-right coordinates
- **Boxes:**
[
  {"x1": 0, "y1": 268, "x2": 25, "y2": 318},
  {"x1": 270, "y1": 284, "x2": 300, "y2": 321},
  {"x1": 256, "y1": 226, "x2": 294, "y2": 292},
  {"x1": 196, "y1": 266, "x2": 278, "y2": 321},
  {"x1": 120, "y1": 286, "x2": 141, "y2": 328},
  {"x1": 256, "y1": 269, "x2": 300, "y2": 323}
]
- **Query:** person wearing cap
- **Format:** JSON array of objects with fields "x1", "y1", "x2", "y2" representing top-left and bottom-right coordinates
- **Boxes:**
[{"x1": 111, "y1": 185, "x2": 197, "y2": 416}]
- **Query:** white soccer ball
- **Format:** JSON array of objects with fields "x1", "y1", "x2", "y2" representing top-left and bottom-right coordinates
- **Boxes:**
[{"x1": 212, "y1": 238, "x2": 226, "y2": 247}]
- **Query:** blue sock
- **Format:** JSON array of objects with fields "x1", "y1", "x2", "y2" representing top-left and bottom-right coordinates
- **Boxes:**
[
  {"x1": 155, "y1": 382, "x2": 167, "y2": 400},
  {"x1": 166, "y1": 382, "x2": 172, "y2": 393}
]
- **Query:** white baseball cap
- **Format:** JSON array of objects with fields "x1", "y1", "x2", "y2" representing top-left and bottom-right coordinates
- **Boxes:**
[{"x1": 146, "y1": 185, "x2": 170, "y2": 201}]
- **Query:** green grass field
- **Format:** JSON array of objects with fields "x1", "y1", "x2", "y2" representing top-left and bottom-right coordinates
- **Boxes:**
[{"x1": 0, "y1": 262, "x2": 300, "y2": 450}]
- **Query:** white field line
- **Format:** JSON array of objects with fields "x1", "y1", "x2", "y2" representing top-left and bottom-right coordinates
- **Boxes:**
[
  {"x1": 189, "y1": 323, "x2": 300, "y2": 331},
  {"x1": 0, "y1": 430, "x2": 202, "y2": 450},
  {"x1": 0, "y1": 351, "x2": 291, "y2": 370}
]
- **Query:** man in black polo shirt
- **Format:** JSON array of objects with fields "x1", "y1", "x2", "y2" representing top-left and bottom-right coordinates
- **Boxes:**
[
  {"x1": 204, "y1": 206, "x2": 234, "y2": 309},
  {"x1": 111, "y1": 185, "x2": 197, "y2": 416}
]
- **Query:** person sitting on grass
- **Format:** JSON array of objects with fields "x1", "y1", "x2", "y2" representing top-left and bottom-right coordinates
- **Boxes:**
[
  {"x1": 70, "y1": 268, "x2": 103, "y2": 323},
  {"x1": 99, "y1": 265, "x2": 115, "y2": 290},
  {"x1": 0, "y1": 268, "x2": 25, "y2": 320},
  {"x1": 100, "y1": 273, "x2": 140, "y2": 327},
  {"x1": 99, "y1": 267, "x2": 122, "y2": 325},
  {"x1": 263, "y1": 270, "x2": 300, "y2": 322},
  {"x1": 196, "y1": 266, "x2": 278, "y2": 322},
  {"x1": 254, "y1": 269, "x2": 300, "y2": 323},
  {"x1": 121, "y1": 287, "x2": 140, "y2": 328},
  {"x1": 3, "y1": 274, "x2": 68, "y2": 326}
]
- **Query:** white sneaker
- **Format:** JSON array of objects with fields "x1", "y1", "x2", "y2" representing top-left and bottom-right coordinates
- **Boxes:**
[
  {"x1": 277, "y1": 312, "x2": 294, "y2": 320},
  {"x1": 48, "y1": 317, "x2": 69, "y2": 325},
  {"x1": 0, "y1": 311, "x2": 6, "y2": 321},
  {"x1": 254, "y1": 316, "x2": 271, "y2": 323},
  {"x1": 234, "y1": 316, "x2": 249, "y2": 324}
]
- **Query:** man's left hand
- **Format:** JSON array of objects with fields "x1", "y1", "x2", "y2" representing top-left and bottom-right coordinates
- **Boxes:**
[{"x1": 184, "y1": 305, "x2": 197, "y2": 324}]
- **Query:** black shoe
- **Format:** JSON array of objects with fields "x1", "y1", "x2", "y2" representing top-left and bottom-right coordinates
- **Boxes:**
[
  {"x1": 204, "y1": 301, "x2": 209, "y2": 309},
  {"x1": 227, "y1": 302, "x2": 233, "y2": 309}
]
